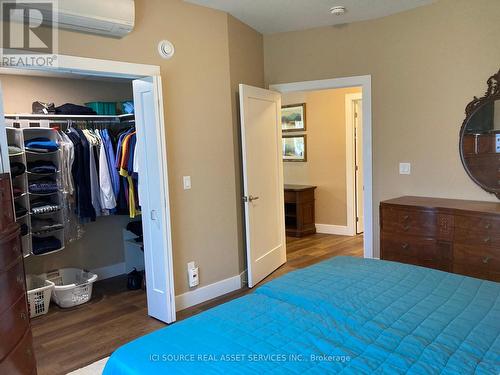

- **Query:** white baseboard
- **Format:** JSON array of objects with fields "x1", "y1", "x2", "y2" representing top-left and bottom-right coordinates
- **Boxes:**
[
  {"x1": 90, "y1": 262, "x2": 126, "y2": 280},
  {"x1": 175, "y1": 272, "x2": 245, "y2": 312},
  {"x1": 315, "y1": 223, "x2": 354, "y2": 236}
]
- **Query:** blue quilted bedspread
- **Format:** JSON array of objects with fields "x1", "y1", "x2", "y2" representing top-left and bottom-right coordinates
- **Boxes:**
[{"x1": 104, "y1": 257, "x2": 500, "y2": 374}]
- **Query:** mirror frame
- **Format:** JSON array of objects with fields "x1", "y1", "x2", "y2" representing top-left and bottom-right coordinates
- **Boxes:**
[{"x1": 459, "y1": 69, "x2": 500, "y2": 199}]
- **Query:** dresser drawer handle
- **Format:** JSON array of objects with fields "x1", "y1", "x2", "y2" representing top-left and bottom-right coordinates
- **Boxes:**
[
  {"x1": 401, "y1": 243, "x2": 409, "y2": 250},
  {"x1": 17, "y1": 275, "x2": 24, "y2": 285},
  {"x1": 485, "y1": 223, "x2": 492, "y2": 229},
  {"x1": 20, "y1": 311, "x2": 27, "y2": 321},
  {"x1": 403, "y1": 225, "x2": 410, "y2": 231},
  {"x1": 482, "y1": 256, "x2": 491, "y2": 264},
  {"x1": 402, "y1": 215, "x2": 410, "y2": 221},
  {"x1": 13, "y1": 243, "x2": 20, "y2": 253},
  {"x1": 26, "y1": 348, "x2": 32, "y2": 357},
  {"x1": 483, "y1": 237, "x2": 491, "y2": 244}
]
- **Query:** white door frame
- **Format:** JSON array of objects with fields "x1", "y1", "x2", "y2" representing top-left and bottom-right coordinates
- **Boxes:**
[
  {"x1": 0, "y1": 53, "x2": 176, "y2": 322},
  {"x1": 270, "y1": 75, "x2": 373, "y2": 259},
  {"x1": 345, "y1": 93, "x2": 363, "y2": 236}
]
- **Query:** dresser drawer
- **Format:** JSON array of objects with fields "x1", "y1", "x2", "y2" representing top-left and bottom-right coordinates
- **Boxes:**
[
  {"x1": 453, "y1": 244, "x2": 500, "y2": 282},
  {"x1": 381, "y1": 207, "x2": 437, "y2": 237},
  {"x1": 0, "y1": 330, "x2": 36, "y2": 375},
  {"x1": 381, "y1": 232, "x2": 452, "y2": 271},
  {"x1": 454, "y1": 227, "x2": 500, "y2": 248},
  {"x1": 0, "y1": 227, "x2": 22, "y2": 272},
  {"x1": 454, "y1": 215, "x2": 500, "y2": 232},
  {"x1": 0, "y1": 294, "x2": 29, "y2": 361},
  {"x1": 0, "y1": 260, "x2": 26, "y2": 315},
  {"x1": 0, "y1": 175, "x2": 15, "y2": 232}
]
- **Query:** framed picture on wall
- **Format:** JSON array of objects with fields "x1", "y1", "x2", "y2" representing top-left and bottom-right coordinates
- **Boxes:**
[
  {"x1": 283, "y1": 135, "x2": 307, "y2": 162},
  {"x1": 281, "y1": 103, "x2": 306, "y2": 132}
]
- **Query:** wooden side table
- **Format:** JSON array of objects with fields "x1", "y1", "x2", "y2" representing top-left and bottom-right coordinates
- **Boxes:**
[{"x1": 284, "y1": 184, "x2": 317, "y2": 237}]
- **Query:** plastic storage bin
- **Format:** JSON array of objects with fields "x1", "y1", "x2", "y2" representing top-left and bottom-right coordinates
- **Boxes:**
[
  {"x1": 85, "y1": 101, "x2": 117, "y2": 115},
  {"x1": 43, "y1": 268, "x2": 98, "y2": 308},
  {"x1": 26, "y1": 275, "x2": 55, "y2": 318}
]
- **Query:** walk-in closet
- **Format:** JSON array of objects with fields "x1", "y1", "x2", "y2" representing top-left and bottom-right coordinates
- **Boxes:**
[{"x1": 1, "y1": 72, "x2": 163, "y2": 373}]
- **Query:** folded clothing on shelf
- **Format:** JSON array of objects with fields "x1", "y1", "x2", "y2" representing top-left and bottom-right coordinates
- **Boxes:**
[
  {"x1": 8, "y1": 145, "x2": 23, "y2": 155},
  {"x1": 31, "y1": 218, "x2": 64, "y2": 233},
  {"x1": 20, "y1": 223, "x2": 29, "y2": 236},
  {"x1": 32, "y1": 236, "x2": 62, "y2": 255},
  {"x1": 10, "y1": 162, "x2": 26, "y2": 177},
  {"x1": 25, "y1": 137, "x2": 59, "y2": 152},
  {"x1": 121, "y1": 101, "x2": 134, "y2": 114},
  {"x1": 14, "y1": 203, "x2": 27, "y2": 217},
  {"x1": 32, "y1": 101, "x2": 56, "y2": 115},
  {"x1": 29, "y1": 179, "x2": 59, "y2": 194},
  {"x1": 56, "y1": 103, "x2": 97, "y2": 115},
  {"x1": 27, "y1": 160, "x2": 58, "y2": 174},
  {"x1": 31, "y1": 200, "x2": 60, "y2": 215}
]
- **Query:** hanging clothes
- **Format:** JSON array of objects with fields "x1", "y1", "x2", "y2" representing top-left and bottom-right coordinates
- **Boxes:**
[
  {"x1": 118, "y1": 131, "x2": 140, "y2": 218},
  {"x1": 97, "y1": 129, "x2": 117, "y2": 211},
  {"x1": 100, "y1": 129, "x2": 120, "y2": 199},
  {"x1": 58, "y1": 132, "x2": 75, "y2": 195},
  {"x1": 68, "y1": 128, "x2": 96, "y2": 222}
]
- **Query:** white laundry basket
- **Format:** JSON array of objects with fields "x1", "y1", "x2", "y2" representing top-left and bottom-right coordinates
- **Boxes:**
[
  {"x1": 43, "y1": 268, "x2": 98, "y2": 308},
  {"x1": 26, "y1": 275, "x2": 54, "y2": 318}
]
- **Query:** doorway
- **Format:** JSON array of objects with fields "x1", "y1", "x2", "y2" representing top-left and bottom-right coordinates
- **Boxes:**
[
  {"x1": 0, "y1": 55, "x2": 176, "y2": 323},
  {"x1": 238, "y1": 75, "x2": 372, "y2": 283}
]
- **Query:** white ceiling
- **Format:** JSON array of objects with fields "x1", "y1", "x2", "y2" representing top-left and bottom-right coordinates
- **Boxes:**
[{"x1": 185, "y1": 0, "x2": 435, "y2": 34}]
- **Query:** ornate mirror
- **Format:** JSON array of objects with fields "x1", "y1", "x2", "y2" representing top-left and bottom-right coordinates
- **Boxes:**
[{"x1": 459, "y1": 69, "x2": 500, "y2": 199}]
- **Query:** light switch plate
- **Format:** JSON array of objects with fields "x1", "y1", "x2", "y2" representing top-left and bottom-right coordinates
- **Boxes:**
[
  {"x1": 183, "y1": 176, "x2": 191, "y2": 190},
  {"x1": 496, "y1": 134, "x2": 500, "y2": 153},
  {"x1": 399, "y1": 162, "x2": 411, "y2": 175}
]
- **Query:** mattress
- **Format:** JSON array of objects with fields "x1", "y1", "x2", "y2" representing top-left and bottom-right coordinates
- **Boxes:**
[{"x1": 104, "y1": 257, "x2": 500, "y2": 374}]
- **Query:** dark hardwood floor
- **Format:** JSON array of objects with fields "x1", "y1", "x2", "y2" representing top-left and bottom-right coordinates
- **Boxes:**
[{"x1": 31, "y1": 234, "x2": 363, "y2": 375}]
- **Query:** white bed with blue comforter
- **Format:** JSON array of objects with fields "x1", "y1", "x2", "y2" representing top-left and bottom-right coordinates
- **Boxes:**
[{"x1": 104, "y1": 256, "x2": 500, "y2": 374}]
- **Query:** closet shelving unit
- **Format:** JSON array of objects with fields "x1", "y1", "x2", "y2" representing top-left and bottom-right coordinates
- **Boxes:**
[
  {"x1": 6, "y1": 127, "x2": 31, "y2": 257},
  {"x1": 5, "y1": 113, "x2": 135, "y2": 258}
]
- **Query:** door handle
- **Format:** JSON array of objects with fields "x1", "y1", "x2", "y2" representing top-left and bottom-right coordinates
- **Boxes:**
[
  {"x1": 243, "y1": 195, "x2": 260, "y2": 202},
  {"x1": 151, "y1": 209, "x2": 158, "y2": 220}
]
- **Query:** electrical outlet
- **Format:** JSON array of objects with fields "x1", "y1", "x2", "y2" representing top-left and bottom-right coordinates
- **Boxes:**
[{"x1": 187, "y1": 261, "x2": 199, "y2": 288}]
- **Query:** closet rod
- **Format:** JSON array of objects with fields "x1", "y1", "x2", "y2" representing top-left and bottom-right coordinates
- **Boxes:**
[{"x1": 5, "y1": 113, "x2": 134, "y2": 121}]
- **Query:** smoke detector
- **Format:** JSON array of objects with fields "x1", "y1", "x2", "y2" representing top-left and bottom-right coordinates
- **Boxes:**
[
  {"x1": 330, "y1": 6, "x2": 346, "y2": 16},
  {"x1": 158, "y1": 40, "x2": 175, "y2": 59}
]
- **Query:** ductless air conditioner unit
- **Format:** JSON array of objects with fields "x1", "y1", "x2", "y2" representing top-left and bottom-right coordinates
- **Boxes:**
[{"x1": 16, "y1": 0, "x2": 135, "y2": 38}]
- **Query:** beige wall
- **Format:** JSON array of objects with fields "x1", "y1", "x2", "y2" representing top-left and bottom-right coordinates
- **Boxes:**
[
  {"x1": 0, "y1": 75, "x2": 133, "y2": 113},
  {"x1": 227, "y1": 15, "x2": 264, "y2": 272},
  {"x1": 264, "y1": 0, "x2": 500, "y2": 257},
  {"x1": 2, "y1": 0, "x2": 264, "y2": 294},
  {"x1": 282, "y1": 87, "x2": 361, "y2": 226}
]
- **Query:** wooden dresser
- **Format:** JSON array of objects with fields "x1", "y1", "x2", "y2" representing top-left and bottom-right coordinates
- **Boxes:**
[
  {"x1": 284, "y1": 185, "x2": 316, "y2": 237},
  {"x1": 380, "y1": 196, "x2": 500, "y2": 281},
  {"x1": 0, "y1": 173, "x2": 37, "y2": 375}
]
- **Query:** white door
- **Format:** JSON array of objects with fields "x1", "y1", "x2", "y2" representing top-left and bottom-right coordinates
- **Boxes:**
[
  {"x1": 133, "y1": 76, "x2": 176, "y2": 323},
  {"x1": 354, "y1": 99, "x2": 364, "y2": 234},
  {"x1": 0, "y1": 83, "x2": 9, "y2": 173},
  {"x1": 239, "y1": 84, "x2": 286, "y2": 288}
]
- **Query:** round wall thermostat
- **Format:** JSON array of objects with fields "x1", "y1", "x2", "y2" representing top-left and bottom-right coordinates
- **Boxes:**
[{"x1": 158, "y1": 40, "x2": 175, "y2": 59}]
